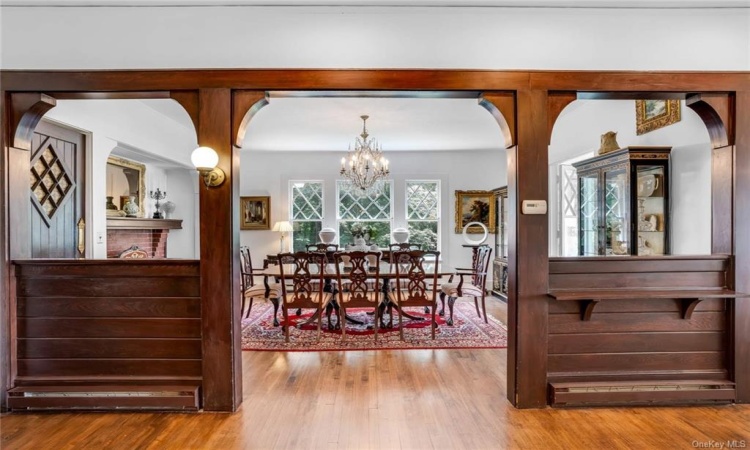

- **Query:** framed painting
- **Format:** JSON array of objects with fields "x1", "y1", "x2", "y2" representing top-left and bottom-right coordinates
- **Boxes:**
[
  {"x1": 454, "y1": 190, "x2": 496, "y2": 234},
  {"x1": 240, "y1": 196, "x2": 271, "y2": 230},
  {"x1": 635, "y1": 99, "x2": 681, "y2": 135}
]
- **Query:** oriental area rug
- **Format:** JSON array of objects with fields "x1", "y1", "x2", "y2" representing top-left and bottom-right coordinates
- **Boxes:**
[{"x1": 241, "y1": 302, "x2": 508, "y2": 351}]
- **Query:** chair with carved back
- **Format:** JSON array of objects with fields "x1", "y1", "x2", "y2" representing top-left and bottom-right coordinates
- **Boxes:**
[
  {"x1": 305, "y1": 243, "x2": 339, "y2": 257},
  {"x1": 119, "y1": 245, "x2": 149, "y2": 259},
  {"x1": 333, "y1": 251, "x2": 382, "y2": 341},
  {"x1": 277, "y1": 251, "x2": 332, "y2": 342},
  {"x1": 387, "y1": 243, "x2": 423, "y2": 311},
  {"x1": 240, "y1": 246, "x2": 282, "y2": 324},
  {"x1": 388, "y1": 243, "x2": 421, "y2": 263},
  {"x1": 440, "y1": 244, "x2": 492, "y2": 326},
  {"x1": 392, "y1": 250, "x2": 441, "y2": 340}
]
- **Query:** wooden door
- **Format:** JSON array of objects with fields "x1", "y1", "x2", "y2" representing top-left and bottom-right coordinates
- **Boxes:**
[{"x1": 30, "y1": 120, "x2": 86, "y2": 258}]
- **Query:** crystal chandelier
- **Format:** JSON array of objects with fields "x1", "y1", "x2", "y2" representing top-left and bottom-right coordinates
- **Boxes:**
[{"x1": 340, "y1": 115, "x2": 390, "y2": 194}]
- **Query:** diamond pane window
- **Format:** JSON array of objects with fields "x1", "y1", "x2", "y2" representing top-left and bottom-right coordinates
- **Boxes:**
[
  {"x1": 337, "y1": 180, "x2": 393, "y2": 248},
  {"x1": 337, "y1": 181, "x2": 392, "y2": 220},
  {"x1": 290, "y1": 181, "x2": 324, "y2": 251},
  {"x1": 406, "y1": 181, "x2": 440, "y2": 251},
  {"x1": 291, "y1": 182, "x2": 323, "y2": 220},
  {"x1": 30, "y1": 143, "x2": 74, "y2": 220}
]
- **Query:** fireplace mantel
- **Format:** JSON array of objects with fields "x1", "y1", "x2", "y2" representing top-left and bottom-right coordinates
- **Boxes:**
[
  {"x1": 106, "y1": 218, "x2": 183, "y2": 258},
  {"x1": 107, "y1": 218, "x2": 183, "y2": 230}
]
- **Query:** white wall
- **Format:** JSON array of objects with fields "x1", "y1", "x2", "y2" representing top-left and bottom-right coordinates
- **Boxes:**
[
  {"x1": 165, "y1": 168, "x2": 200, "y2": 259},
  {"x1": 1, "y1": 6, "x2": 747, "y2": 70},
  {"x1": 240, "y1": 149, "x2": 507, "y2": 275},
  {"x1": 548, "y1": 99, "x2": 712, "y2": 256},
  {"x1": 44, "y1": 100, "x2": 200, "y2": 258}
]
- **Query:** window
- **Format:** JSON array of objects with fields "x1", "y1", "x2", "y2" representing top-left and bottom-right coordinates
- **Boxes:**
[
  {"x1": 337, "y1": 180, "x2": 392, "y2": 247},
  {"x1": 290, "y1": 181, "x2": 323, "y2": 252},
  {"x1": 406, "y1": 180, "x2": 440, "y2": 250}
]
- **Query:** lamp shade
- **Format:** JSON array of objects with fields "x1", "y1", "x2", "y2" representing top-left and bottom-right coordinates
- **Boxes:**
[
  {"x1": 272, "y1": 221, "x2": 294, "y2": 232},
  {"x1": 191, "y1": 146, "x2": 219, "y2": 170}
]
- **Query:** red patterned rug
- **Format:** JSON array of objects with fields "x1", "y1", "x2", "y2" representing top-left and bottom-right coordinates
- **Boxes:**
[{"x1": 241, "y1": 301, "x2": 507, "y2": 351}]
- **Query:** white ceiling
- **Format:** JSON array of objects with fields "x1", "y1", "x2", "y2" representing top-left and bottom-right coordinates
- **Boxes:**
[
  {"x1": 2, "y1": 0, "x2": 746, "y2": 6},
  {"x1": 243, "y1": 96, "x2": 505, "y2": 152},
  {"x1": 140, "y1": 96, "x2": 507, "y2": 152}
]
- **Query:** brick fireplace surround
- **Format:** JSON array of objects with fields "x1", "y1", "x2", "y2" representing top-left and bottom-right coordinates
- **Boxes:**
[{"x1": 106, "y1": 218, "x2": 182, "y2": 258}]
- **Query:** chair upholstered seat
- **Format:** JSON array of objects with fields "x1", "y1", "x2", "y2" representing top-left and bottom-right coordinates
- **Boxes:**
[
  {"x1": 244, "y1": 282, "x2": 281, "y2": 299},
  {"x1": 440, "y1": 282, "x2": 484, "y2": 298},
  {"x1": 438, "y1": 245, "x2": 492, "y2": 325}
]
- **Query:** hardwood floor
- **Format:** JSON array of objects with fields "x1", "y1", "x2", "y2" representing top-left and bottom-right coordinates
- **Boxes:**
[{"x1": 2, "y1": 297, "x2": 750, "y2": 450}]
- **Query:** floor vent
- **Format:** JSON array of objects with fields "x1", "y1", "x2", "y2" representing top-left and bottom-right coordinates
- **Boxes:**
[
  {"x1": 8, "y1": 385, "x2": 200, "y2": 411},
  {"x1": 549, "y1": 380, "x2": 735, "y2": 407}
]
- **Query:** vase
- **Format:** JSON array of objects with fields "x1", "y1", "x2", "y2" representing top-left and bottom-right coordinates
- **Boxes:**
[
  {"x1": 105, "y1": 196, "x2": 118, "y2": 211},
  {"x1": 392, "y1": 228, "x2": 409, "y2": 244},
  {"x1": 319, "y1": 228, "x2": 337, "y2": 244},
  {"x1": 123, "y1": 196, "x2": 139, "y2": 218}
]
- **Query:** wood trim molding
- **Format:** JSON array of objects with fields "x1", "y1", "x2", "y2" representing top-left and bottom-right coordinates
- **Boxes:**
[
  {"x1": 232, "y1": 91, "x2": 269, "y2": 148},
  {"x1": 686, "y1": 93, "x2": 734, "y2": 148},
  {"x1": 547, "y1": 91, "x2": 577, "y2": 145},
  {"x1": 170, "y1": 90, "x2": 200, "y2": 137},
  {"x1": 478, "y1": 92, "x2": 516, "y2": 148},
  {"x1": 10, "y1": 93, "x2": 56, "y2": 151}
]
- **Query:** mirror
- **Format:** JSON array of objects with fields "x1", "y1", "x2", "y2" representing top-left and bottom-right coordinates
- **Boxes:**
[{"x1": 106, "y1": 156, "x2": 146, "y2": 217}]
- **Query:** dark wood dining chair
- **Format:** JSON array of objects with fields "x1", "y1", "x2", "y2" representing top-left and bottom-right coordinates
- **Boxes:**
[
  {"x1": 440, "y1": 244, "x2": 492, "y2": 325},
  {"x1": 277, "y1": 251, "x2": 331, "y2": 342},
  {"x1": 333, "y1": 251, "x2": 382, "y2": 341},
  {"x1": 392, "y1": 250, "x2": 441, "y2": 340},
  {"x1": 240, "y1": 246, "x2": 282, "y2": 323}
]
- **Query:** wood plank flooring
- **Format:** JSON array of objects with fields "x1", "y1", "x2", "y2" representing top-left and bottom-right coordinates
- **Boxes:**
[{"x1": 2, "y1": 298, "x2": 750, "y2": 449}]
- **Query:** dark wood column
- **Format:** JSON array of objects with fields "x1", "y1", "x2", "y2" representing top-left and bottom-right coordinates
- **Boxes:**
[
  {"x1": 733, "y1": 91, "x2": 750, "y2": 403},
  {"x1": 508, "y1": 89, "x2": 549, "y2": 408},
  {"x1": 198, "y1": 89, "x2": 242, "y2": 411}
]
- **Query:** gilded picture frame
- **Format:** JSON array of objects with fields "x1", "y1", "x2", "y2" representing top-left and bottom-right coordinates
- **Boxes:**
[
  {"x1": 454, "y1": 190, "x2": 496, "y2": 234},
  {"x1": 106, "y1": 156, "x2": 146, "y2": 217},
  {"x1": 635, "y1": 99, "x2": 681, "y2": 135},
  {"x1": 240, "y1": 196, "x2": 271, "y2": 230}
]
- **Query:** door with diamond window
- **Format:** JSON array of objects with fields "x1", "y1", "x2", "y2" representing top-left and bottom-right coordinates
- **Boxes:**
[{"x1": 30, "y1": 120, "x2": 86, "y2": 258}]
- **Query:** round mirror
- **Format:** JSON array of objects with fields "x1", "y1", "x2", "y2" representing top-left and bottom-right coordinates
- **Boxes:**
[{"x1": 462, "y1": 221, "x2": 488, "y2": 246}]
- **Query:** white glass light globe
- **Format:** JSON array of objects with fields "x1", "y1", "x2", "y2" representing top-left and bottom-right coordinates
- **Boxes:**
[{"x1": 191, "y1": 146, "x2": 219, "y2": 170}]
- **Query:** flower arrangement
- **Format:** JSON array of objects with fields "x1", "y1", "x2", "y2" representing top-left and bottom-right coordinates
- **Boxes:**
[{"x1": 350, "y1": 222, "x2": 374, "y2": 241}]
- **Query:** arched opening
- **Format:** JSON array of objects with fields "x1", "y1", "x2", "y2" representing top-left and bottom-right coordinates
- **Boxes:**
[{"x1": 234, "y1": 90, "x2": 514, "y2": 403}]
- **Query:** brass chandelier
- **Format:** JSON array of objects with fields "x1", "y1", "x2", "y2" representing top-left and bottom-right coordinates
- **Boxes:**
[{"x1": 340, "y1": 115, "x2": 390, "y2": 194}]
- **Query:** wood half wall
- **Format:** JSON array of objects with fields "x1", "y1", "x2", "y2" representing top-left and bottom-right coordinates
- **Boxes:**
[
  {"x1": 9, "y1": 259, "x2": 202, "y2": 410},
  {"x1": 547, "y1": 256, "x2": 735, "y2": 406}
]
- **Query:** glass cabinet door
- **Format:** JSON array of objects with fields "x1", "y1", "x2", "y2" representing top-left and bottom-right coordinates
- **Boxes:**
[
  {"x1": 579, "y1": 173, "x2": 599, "y2": 256},
  {"x1": 635, "y1": 165, "x2": 666, "y2": 255},
  {"x1": 604, "y1": 168, "x2": 629, "y2": 256},
  {"x1": 501, "y1": 195, "x2": 508, "y2": 259}
]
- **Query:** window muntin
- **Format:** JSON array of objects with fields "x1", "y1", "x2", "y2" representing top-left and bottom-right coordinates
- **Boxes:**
[
  {"x1": 406, "y1": 180, "x2": 440, "y2": 251},
  {"x1": 337, "y1": 180, "x2": 393, "y2": 247},
  {"x1": 290, "y1": 181, "x2": 324, "y2": 252}
]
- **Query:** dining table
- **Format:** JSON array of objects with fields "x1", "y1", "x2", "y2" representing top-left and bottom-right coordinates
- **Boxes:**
[{"x1": 260, "y1": 260, "x2": 455, "y2": 330}]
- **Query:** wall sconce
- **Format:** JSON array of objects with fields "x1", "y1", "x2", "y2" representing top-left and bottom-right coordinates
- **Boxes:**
[{"x1": 191, "y1": 146, "x2": 226, "y2": 188}]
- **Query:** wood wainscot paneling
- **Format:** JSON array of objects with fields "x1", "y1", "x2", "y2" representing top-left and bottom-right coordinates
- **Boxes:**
[
  {"x1": 547, "y1": 255, "x2": 745, "y2": 407},
  {"x1": 8, "y1": 259, "x2": 201, "y2": 411}
]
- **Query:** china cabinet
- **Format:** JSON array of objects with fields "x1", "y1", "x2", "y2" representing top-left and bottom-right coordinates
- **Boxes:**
[
  {"x1": 573, "y1": 146, "x2": 671, "y2": 256},
  {"x1": 491, "y1": 186, "x2": 508, "y2": 299}
]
